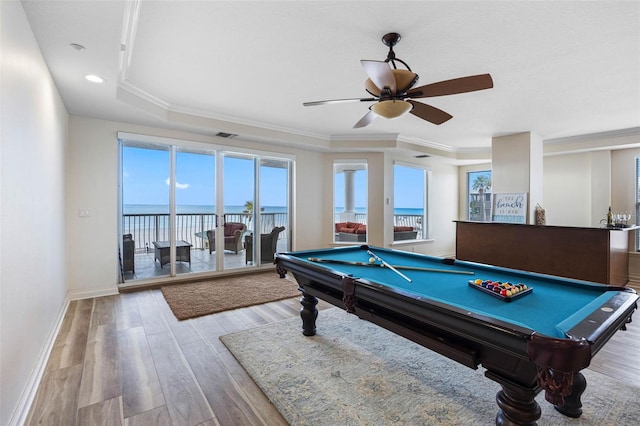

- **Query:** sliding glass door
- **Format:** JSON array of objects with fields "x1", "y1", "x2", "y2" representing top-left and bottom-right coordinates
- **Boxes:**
[
  {"x1": 175, "y1": 149, "x2": 216, "y2": 274},
  {"x1": 251, "y1": 158, "x2": 290, "y2": 264},
  {"x1": 119, "y1": 135, "x2": 292, "y2": 284},
  {"x1": 121, "y1": 144, "x2": 171, "y2": 279},
  {"x1": 222, "y1": 154, "x2": 254, "y2": 270}
]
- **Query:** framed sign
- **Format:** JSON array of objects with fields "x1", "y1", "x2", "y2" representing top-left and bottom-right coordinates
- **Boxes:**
[{"x1": 491, "y1": 193, "x2": 528, "y2": 224}]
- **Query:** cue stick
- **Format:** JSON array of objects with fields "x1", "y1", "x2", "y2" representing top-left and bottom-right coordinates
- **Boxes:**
[
  {"x1": 306, "y1": 257, "x2": 475, "y2": 275},
  {"x1": 366, "y1": 250, "x2": 412, "y2": 282}
]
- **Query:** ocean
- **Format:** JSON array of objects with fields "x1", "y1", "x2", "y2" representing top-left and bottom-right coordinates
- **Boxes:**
[
  {"x1": 123, "y1": 204, "x2": 284, "y2": 215},
  {"x1": 123, "y1": 204, "x2": 423, "y2": 216}
]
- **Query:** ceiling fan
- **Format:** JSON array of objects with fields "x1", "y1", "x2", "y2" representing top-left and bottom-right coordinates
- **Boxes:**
[{"x1": 303, "y1": 32, "x2": 494, "y2": 128}]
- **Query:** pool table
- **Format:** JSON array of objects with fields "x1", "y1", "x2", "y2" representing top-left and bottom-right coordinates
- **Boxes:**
[{"x1": 274, "y1": 245, "x2": 638, "y2": 426}]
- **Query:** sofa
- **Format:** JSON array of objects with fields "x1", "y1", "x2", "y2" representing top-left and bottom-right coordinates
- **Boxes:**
[
  {"x1": 335, "y1": 222, "x2": 417, "y2": 241},
  {"x1": 206, "y1": 222, "x2": 246, "y2": 254},
  {"x1": 335, "y1": 222, "x2": 367, "y2": 242},
  {"x1": 393, "y1": 226, "x2": 418, "y2": 240}
]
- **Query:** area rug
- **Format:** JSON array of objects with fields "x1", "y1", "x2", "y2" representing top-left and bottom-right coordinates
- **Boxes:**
[
  {"x1": 221, "y1": 308, "x2": 640, "y2": 426},
  {"x1": 161, "y1": 272, "x2": 299, "y2": 320}
]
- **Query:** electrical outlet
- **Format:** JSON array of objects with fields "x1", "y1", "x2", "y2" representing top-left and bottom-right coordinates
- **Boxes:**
[{"x1": 79, "y1": 208, "x2": 90, "y2": 217}]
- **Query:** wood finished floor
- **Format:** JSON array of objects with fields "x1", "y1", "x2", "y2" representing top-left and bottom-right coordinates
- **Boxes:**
[{"x1": 27, "y1": 286, "x2": 640, "y2": 426}]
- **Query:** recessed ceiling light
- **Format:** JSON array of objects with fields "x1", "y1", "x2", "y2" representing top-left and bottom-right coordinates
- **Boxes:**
[{"x1": 85, "y1": 74, "x2": 105, "y2": 83}]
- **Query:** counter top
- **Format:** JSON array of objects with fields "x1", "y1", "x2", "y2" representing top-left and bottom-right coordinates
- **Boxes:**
[{"x1": 455, "y1": 221, "x2": 638, "y2": 232}]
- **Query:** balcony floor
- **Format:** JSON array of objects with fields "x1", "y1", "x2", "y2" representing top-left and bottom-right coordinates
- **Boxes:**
[{"x1": 121, "y1": 243, "x2": 285, "y2": 283}]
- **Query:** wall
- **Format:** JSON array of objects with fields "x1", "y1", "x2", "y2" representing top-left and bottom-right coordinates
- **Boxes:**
[
  {"x1": 492, "y1": 132, "x2": 544, "y2": 223},
  {"x1": 590, "y1": 151, "x2": 611, "y2": 227},
  {"x1": 543, "y1": 153, "x2": 592, "y2": 226},
  {"x1": 291, "y1": 150, "x2": 324, "y2": 250},
  {"x1": 0, "y1": 2, "x2": 69, "y2": 424},
  {"x1": 419, "y1": 159, "x2": 459, "y2": 257},
  {"x1": 612, "y1": 147, "x2": 640, "y2": 284},
  {"x1": 66, "y1": 116, "x2": 325, "y2": 297},
  {"x1": 611, "y1": 147, "x2": 640, "y2": 217},
  {"x1": 543, "y1": 139, "x2": 639, "y2": 228}
]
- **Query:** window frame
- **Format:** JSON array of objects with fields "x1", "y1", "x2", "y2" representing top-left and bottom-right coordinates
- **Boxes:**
[{"x1": 393, "y1": 161, "x2": 429, "y2": 242}]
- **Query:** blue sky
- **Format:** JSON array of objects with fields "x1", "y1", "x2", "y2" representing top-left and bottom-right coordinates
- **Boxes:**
[
  {"x1": 122, "y1": 147, "x2": 287, "y2": 206},
  {"x1": 123, "y1": 147, "x2": 425, "y2": 209},
  {"x1": 393, "y1": 165, "x2": 425, "y2": 208}
]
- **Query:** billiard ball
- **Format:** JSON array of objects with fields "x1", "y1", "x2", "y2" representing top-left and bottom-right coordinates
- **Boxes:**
[{"x1": 369, "y1": 257, "x2": 376, "y2": 264}]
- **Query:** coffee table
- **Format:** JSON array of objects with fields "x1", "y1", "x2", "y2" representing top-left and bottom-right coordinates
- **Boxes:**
[{"x1": 152, "y1": 240, "x2": 192, "y2": 268}]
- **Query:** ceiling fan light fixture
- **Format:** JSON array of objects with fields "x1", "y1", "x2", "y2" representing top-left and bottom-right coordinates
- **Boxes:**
[{"x1": 371, "y1": 99, "x2": 412, "y2": 119}]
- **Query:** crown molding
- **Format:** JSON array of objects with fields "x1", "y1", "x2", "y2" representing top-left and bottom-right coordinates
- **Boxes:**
[
  {"x1": 168, "y1": 103, "x2": 329, "y2": 141},
  {"x1": 544, "y1": 127, "x2": 640, "y2": 144}
]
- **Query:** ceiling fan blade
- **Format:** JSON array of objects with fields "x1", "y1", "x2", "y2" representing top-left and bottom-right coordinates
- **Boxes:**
[
  {"x1": 361, "y1": 60, "x2": 396, "y2": 93},
  {"x1": 303, "y1": 97, "x2": 376, "y2": 107},
  {"x1": 407, "y1": 100, "x2": 452, "y2": 125},
  {"x1": 407, "y1": 74, "x2": 493, "y2": 98},
  {"x1": 353, "y1": 110, "x2": 377, "y2": 128}
]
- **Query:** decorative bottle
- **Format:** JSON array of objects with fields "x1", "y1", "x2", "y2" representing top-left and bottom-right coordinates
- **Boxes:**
[{"x1": 607, "y1": 206, "x2": 613, "y2": 227}]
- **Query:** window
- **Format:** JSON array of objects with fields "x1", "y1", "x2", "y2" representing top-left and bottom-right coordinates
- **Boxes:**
[
  {"x1": 467, "y1": 170, "x2": 492, "y2": 222},
  {"x1": 393, "y1": 163, "x2": 427, "y2": 241},
  {"x1": 334, "y1": 161, "x2": 367, "y2": 243}
]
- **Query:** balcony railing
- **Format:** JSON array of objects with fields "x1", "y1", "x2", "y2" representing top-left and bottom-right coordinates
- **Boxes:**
[
  {"x1": 122, "y1": 212, "x2": 288, "y2": 252},
  {"x1": 124, "y1": 212, "x2": 423, "y2": 252},
  {"x1": 393, "y1": 214, "x2": 423, "y2": 230}
]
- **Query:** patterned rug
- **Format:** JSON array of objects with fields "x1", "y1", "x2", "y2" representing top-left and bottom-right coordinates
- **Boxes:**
[{"x1": 221, "y1": 308, "x2": 640, "y2": 426}]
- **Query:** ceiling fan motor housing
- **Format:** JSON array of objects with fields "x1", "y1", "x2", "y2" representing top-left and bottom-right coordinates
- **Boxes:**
[{"x1": 365, "y1": 69, "x2": 419, "y2": 97}]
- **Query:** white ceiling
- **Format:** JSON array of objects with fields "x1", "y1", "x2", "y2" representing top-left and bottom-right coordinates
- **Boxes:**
[{"x1": 21, "y1": 0, "x2": 640, "y2": 156}]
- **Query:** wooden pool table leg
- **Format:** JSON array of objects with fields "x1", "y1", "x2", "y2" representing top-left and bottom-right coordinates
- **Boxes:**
[
  {"x1": 487, "y1": 371, "x2": 541, "y2": 426},
  {"x1": 553, "y1": 372, "x2": 586, "y2": 418},
  {"x1": 300, "y1": 292, "x2": 318, "y2": 336}
]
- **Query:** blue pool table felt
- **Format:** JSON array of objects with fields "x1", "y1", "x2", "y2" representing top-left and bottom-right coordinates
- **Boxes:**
[{"x1": 294, "y1": 246, "x2": 616, "y2": 338}]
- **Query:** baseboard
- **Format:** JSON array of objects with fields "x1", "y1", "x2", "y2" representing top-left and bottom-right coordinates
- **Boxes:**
[
  {"x1": 66, "y1": 286, "x2": 120, "y2": 301},
  {"x1": 9, "y1": 299, "x2": 70, "y2": 426}
]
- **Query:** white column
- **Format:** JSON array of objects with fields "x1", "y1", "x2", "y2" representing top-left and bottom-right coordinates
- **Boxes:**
[
  {"x1": 344, "y1": 169, "x2": 355, "y2": 213},
  {"x1": 492, "y1": 132, "x2": 543, "y2": 224}
]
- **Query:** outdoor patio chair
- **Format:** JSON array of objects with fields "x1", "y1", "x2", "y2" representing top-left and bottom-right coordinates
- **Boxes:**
[
  {"x1": 122, "y1": 234, "x2": 135, "y2": 274},
  {"x1": 206, "y1": 222, "x2": 246, "y2": 254},
  {"x1": 244, "y1": 226, "x2": 285, "y2": 264}
]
